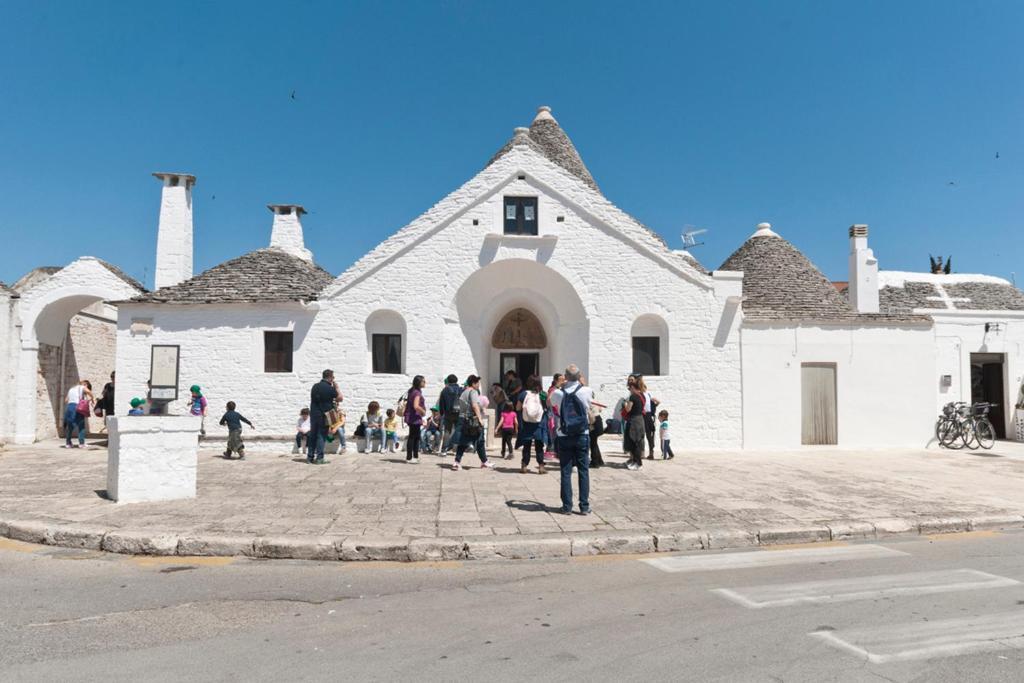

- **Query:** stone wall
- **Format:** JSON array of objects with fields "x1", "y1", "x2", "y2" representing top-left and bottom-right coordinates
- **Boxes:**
[{"x1": 35, "y1": 310, "x2": 116, "y2": 440}]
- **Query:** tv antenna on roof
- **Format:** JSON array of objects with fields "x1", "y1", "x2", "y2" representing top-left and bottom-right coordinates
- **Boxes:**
[{"x1": 682, "y1": 225, "x2": 708, "y2": 249}]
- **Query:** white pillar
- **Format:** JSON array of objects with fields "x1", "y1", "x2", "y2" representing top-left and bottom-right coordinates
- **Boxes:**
[
  {"x1": 848, "y1": 224, "x2": 879, "y2": 314},
  {"x1": 267, "y1": 204, "x2": 313, "y2": 261},
  {"x1": 153, "y1": 172, "x2": 196, "y2": 290},
  {"x1": 13, "y1": 341, "x2": 40, "y2": 444}
]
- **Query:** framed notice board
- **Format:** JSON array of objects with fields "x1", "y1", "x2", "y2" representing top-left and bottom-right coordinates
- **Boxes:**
[{"x1": 150, "y1": 345, "x2": 180, "y2": 401}]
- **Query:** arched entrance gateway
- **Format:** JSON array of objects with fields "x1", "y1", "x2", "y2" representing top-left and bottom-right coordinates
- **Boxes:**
[
  {"x1": 9, "y1": 257, "x2": 144, "y2": 444},
  {"x1": 450, "y1": 259, "x2": 589, "y2": 383}
]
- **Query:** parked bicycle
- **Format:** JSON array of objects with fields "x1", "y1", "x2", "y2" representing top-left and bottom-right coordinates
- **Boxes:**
[{"x1": 935, "y1": 401, "x2": 996, "y2": 450}]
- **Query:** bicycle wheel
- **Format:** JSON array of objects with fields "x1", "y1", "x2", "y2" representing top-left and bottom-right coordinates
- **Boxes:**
[
  {"x1": 936, "y1": 418, "x2": 959, "y2": 448},
  {"x1": 961, "y1": 419, "x2": 979, "y2": 450},
  {"x1": 975, "y1": 418, "x2": 996, "y2": 449}
]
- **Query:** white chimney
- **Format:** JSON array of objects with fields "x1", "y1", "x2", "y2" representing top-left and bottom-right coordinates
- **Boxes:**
[
  {"x1": 268, "y1": 204, "x2": 312, "y2": 262},
  {"x1": 152, "y1": 172, "x2": 195, "y2": 289},
  {"x1": 848, "y1": 224, "x2": 879, "y2": 313}
]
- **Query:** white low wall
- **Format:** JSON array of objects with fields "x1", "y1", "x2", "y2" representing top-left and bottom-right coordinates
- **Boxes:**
[{"x1": 107, "y1": 415, "x2": 200, "y2": 503}]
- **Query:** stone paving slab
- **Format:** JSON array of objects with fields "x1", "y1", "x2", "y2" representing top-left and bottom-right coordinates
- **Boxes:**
[{"x1": 3, "y1": 439, "x2": 1024, "y2": 561}]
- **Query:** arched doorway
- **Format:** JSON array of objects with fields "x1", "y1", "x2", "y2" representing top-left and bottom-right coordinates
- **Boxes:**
[
  {"x1": 450, "y1": 259, "x2": 589, "y2": 383},
  {"x1": 492, "y1": 307, "x2": 547, "y2": 383},
  {"x1": 11, "y1": 258, "x2": 143, "y2": 443}
]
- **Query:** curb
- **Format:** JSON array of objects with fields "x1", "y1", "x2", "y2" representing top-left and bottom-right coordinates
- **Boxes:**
[{"x1": 2, "y1": 514, "x2": 1023, "y2": 562}]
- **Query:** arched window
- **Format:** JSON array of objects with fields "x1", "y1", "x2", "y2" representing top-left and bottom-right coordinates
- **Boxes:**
[
  {"x1": 631, "y1": 314, "x2": 669, "y2": 376},
  {"x1": 365, "y1": 310, "x2": 406, "y2": 374}
]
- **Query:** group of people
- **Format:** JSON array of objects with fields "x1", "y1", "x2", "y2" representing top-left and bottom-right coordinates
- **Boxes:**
[{"x1": 288, "y1": 366, "x2": 674, "y2": 514}]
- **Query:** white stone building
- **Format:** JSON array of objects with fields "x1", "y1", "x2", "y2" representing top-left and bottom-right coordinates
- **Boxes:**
[{"x1": 4, "y1": 106, "x2": 1024, "y2": 449}]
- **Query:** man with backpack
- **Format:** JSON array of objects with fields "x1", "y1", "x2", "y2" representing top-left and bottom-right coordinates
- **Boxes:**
[
  {"x1": 436, "y1": 374, "x2": 461, "y2": 455},
  {"x1": 548, "y1": 364, "x2": 594, "y2": 515}
]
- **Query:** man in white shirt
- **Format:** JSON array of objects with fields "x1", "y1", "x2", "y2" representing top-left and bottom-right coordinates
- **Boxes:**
[{"x1": 549, "y1": 364, "x2": 594, "y2": 514}]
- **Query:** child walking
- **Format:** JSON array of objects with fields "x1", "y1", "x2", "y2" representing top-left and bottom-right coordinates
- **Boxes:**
[
  {"x1": 384, "y1": 408, "x2": 400, "y2": 452},
  {"x1": 220, "y1": 401, "x2": 254, "y2": 459},
  {"x1": 498, "y1": 402, "x2": 518, "y2": 458},
  {"x1": 658, "y1": 409, "x2": 674, "y2": 459},
  {"x1": 293, "y1": 407, "x2": 310, "y2": 454}
]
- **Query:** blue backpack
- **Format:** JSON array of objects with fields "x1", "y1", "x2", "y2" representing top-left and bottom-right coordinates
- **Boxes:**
[{"x1": 559, "y1": 385, "x2": 588, "y2": 437}]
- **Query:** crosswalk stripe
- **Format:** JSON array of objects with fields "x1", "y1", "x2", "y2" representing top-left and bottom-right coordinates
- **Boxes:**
[
  {"x1": 712, "y1": 569, "x2": 1019, "y2": 608},
  {"x1": 641, "y1": 544, "x2": 907, "y2": 573},
  {"x1": 811, "y1": 611, "x2": 1024, "y2": 663}
]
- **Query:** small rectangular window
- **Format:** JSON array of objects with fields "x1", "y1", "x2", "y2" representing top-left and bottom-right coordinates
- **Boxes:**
[
  {"x1": 503, "y1": 196, "x2": 539, "y2": 235},
  {"x1": 264, "y1": 331, "x2": 294, "y2": 373},
  {"x1": 372, "y1": 334, "x2": 402, "y2": 374},
  {"x1": 632, "y1": 336, "x2": 660, "y2": 376}
]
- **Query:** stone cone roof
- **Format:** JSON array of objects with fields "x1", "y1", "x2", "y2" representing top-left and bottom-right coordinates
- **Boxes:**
[
  {"x1": 127, "y1": 248, "x2": 334, "y2": 304},
  {"x1": 487, "y1": 106, "x2": 599, "y2": 191},
  {"x1": 720, "y1": 230, "x2": 927, "y2": 324}
]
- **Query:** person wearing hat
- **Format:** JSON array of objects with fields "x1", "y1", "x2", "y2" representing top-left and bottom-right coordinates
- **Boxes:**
[
  {"x1": 128, "y1": 398, "x2": 146, "y2": 416},
  {"x1": 187, "y1": 385, "x2": 208, "y2": 435}
]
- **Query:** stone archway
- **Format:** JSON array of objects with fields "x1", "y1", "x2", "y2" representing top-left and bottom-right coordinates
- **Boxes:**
[
  {"x1": 449, "y1": 259, "x2": 588, "y2": 383},
  {"x1": 12, "y1": 258, "x2": 143, "y2": 443}
]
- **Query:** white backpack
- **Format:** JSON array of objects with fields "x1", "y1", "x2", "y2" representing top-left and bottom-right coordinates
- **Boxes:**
[{"x1": 523, "y1": 392, "x2": 544, "y2": 423}]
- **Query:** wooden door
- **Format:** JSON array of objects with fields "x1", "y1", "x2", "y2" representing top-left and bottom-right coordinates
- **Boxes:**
[{"x1": 801, "y1": 363, "x2": 838, "y2": 445}]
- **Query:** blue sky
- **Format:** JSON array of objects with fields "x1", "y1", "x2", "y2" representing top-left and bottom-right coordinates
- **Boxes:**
[{"x1": 2, "y1": 1, "x2": 1022, "y2": 288}]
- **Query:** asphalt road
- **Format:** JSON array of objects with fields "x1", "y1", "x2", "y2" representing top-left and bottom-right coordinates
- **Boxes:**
[{"x1": 2, "y1": 532, "x2": 1024, "y2": 682}]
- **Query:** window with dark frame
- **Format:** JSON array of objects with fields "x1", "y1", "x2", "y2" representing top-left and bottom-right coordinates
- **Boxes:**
[
  {"x1": 632, "y1": 336, "x2": 661, "y2": 376},
  {"x1": 264, "y1": 331, "x2": 294, "y2": 373},
  {"x1": 503, "y1": 196, "x2": 538, "y2": 235},
  {"x1": 372, "y1": 334, "x2": 402, "y2": 374}
]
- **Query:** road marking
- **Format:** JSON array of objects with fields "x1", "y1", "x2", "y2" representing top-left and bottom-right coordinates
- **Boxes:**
[
  {"x1": 129, "y1": 555, "x2": 236, "y2": 568},
  {"x1": 641, "y1": 544, "x2": 907, "y2": 573},
  {"x1": 0, "y1": 538, "x2": 44, "y2": 553},
  {"x1": 811, "y1": 611, "x2": 1024, "y2": 663},
  {"x1": 712, "y1": 569, "x2": 1019, "y2": 608}
]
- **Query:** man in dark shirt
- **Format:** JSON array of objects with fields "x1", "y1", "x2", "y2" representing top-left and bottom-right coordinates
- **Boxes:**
[
  {"x1": 308, "y1": 369, "x2": 340, "y2": 464},
  {"x1": 436, "y1": 374, "x2": 460, "y2": 454}
]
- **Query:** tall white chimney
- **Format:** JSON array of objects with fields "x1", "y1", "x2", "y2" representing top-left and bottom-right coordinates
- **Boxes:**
[
  {"x1": 848, "y1": 224, "x2": 879, "y2": 313},
  {"x1": 152, "y1": 172, "x2": 195, "y2": 289},
  {"x1": 268, "y1": 204, "x2": 312, "y2": 262}
]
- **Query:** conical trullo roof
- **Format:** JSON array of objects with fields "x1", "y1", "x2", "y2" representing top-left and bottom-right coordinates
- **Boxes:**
[
  {"x1": 487, "y1": 106, "x2": 599, "y2": 191},
  {"x1": 719, "y1": 224, "x2": 863, "y2": 321}
]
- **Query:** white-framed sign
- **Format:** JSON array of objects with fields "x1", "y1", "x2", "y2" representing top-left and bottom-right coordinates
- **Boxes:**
[{"x1": 150, "y1": 344, "x2": 180, "y2": 401}]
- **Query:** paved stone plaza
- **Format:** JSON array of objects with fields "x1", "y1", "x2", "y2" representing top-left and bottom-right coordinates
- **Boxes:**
[{"x1": 3, "y1": 439, "x2": 1024, "y2": 560}]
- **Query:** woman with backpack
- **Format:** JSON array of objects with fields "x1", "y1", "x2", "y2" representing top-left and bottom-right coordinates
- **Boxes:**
[
  {"x1": 403, "y1": 375, "x2": 427, "y2": 463},
  {"x1": 516, "y1": 375, "x2": 547, "y2": 474}
]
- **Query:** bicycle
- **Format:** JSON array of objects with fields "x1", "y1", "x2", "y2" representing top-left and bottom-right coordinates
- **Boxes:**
[{"x1": 935, "y1": 401, "x2": 996, "y2": 450}]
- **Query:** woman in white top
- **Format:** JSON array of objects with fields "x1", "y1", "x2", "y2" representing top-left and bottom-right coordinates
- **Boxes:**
[{"x1": 63, "y1": 379, "x2": 94, "y2": 448}]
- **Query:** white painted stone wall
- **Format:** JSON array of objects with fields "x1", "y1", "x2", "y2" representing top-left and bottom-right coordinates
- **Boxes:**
[
  {"x1": 741, "y1": 324, "x2": 937, "y2": 448},
  {"x1": 931, "y1": 312, "x2": 1024, "y2": 440},
  {"x1": 9, "y1": 257, "x2": 142, "y2": 443},
  {"x1": 114, "y1": 303, "x2": 320, "y2": 440},
  {"x1": 114, "y1": 146, "x2": 744, "y2": 448},
  {"x1": 0, "y1": 289, "x2": 14, "y2": 445},
  {"x1": 106, "y1": 415, "x2": 199, "y2": 503}
]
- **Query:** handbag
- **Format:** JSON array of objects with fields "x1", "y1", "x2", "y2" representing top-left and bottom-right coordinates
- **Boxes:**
[
  {"x1": 93, "y1": 405, "x2": 104, "y2": 418},
  {"x1": 76, "y1": 399, "x2": 91, "y2": 416},
  {"x1": 463, "y1": 416, "x2": 482, "y2": 439},
  {"x1": 354, "y1": 422, "x2": 367, "y2": 438}
]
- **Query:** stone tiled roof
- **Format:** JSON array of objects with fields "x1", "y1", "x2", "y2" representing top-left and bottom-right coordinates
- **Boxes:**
[
  {"x1": 680, "y1": 251, "x2": 710, "y2": 275},
  {"x1": 720, "y1": 231, "x2": 929, "y2": 324},
  {"x1": 487, "y1": 107, "x2": 599, "y2": 191},
  {"x1": 125, "y1": 248, "x2": 334, "y2": 304},
  {"x1": 97, "y1": 259, "x2": 146, "y2": 292},
  {"x1": 877, "y1": 272, "x2": 1024, "y2": 313}
]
